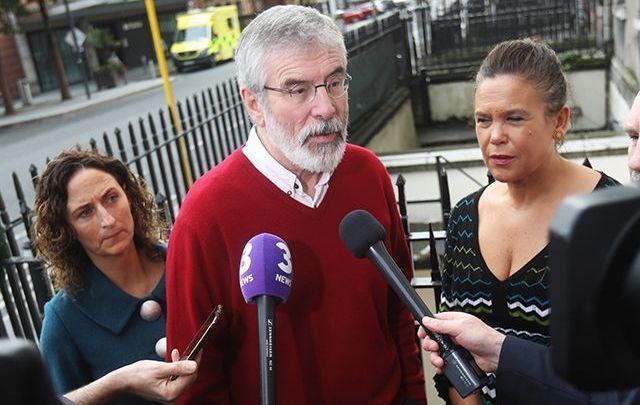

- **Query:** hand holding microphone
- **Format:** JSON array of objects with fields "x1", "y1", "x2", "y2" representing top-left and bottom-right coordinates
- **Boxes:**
[
  {"x1": 339, "y1": 210, "x2": 488, "y2": 398},
  {"x1": 239, "y1": 233, "x2": 293, "y2": 405}
]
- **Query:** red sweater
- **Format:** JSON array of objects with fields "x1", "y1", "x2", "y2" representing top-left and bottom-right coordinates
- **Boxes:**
[{"x1": 166, "y1": 144, "x2": 426, "y2": 404}]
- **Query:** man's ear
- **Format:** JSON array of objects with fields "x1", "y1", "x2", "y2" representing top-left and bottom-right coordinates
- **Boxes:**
[{"x1": 241, "y1": 87, "x2": 265, "y2": 127}]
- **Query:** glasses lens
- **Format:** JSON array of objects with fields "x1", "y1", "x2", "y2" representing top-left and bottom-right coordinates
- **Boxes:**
[
  {"x1": 289, "y1": 84, "x2": 313, "y2": 104},
  {"x1": 327, "y1": 76, "x2": 348, "y2": 98},
  {"x1": 295, "y1": 74, "x2": 351, "y2": 104}
]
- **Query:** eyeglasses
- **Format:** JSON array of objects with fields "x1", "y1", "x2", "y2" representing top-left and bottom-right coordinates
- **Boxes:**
[{"x1": 263, "y1": 73, "x2": 352, "y2": 105}]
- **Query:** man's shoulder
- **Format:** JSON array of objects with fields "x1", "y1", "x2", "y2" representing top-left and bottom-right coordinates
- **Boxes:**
[
  {"x1": 344, "y1": 143, "x2": 380, "y2": 161},
  {"x1": 181, "y1": 150, "x2": 249, "y2": 204},
  {"x1": 173, "y1": 149, "x2": 257, "y2": 230},
  {"x1": 192, "y1": 149, "x2": 247, "y2": 188},
  {"x1": 341, "y1": 144, "x2": 386, "y2": 172}
]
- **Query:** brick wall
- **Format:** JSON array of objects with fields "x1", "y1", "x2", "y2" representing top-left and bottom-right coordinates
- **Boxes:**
[{"x1": 0, "y1": 34, "x2": 25, "y2": 99}]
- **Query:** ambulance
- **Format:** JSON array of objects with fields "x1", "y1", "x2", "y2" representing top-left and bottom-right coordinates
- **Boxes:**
[{"x1": 170, "y1": 5, "x2": 241, "y2": 72}]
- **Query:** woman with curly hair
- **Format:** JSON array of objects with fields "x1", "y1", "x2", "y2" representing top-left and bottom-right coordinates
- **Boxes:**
[{"x1": 34, "y1": 150, "x2": 196, "y2": 404}]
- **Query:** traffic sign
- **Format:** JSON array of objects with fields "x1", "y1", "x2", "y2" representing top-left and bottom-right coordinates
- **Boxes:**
[{"x1": 64, "y1": 28, "x2": 86, "y2": 52}]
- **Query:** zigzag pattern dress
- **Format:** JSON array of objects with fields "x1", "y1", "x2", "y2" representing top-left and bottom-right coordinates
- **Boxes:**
[{"x1": 435, "y1": 172, "x2": 619, "y2": 404}]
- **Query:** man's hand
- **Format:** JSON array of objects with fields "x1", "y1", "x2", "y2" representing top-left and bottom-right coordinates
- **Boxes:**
[{"x1": 417, "y1": 312, "x2": 505, "y2": 374}]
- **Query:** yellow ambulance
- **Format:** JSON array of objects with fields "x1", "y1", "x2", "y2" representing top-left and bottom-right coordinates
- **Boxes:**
[{"x1": 170, "y1": 5, "x2": 241, "y2": 72}]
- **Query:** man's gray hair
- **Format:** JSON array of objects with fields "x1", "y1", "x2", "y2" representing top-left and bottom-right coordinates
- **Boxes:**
[{"x1": 235, "y1": 5, "x2": 347, "y2": 93}]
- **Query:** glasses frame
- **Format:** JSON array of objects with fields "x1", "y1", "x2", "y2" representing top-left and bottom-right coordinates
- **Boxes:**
[{"x1": 263, "y1": 73, "x2": 352, "y2": 104}]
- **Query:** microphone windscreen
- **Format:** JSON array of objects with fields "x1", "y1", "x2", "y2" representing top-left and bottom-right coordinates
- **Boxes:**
[
  {"x1": 339, "y1": 209, "x2": 387, "y2": 258},
  {"x1": 239, "y1": 233, "x2": 293, "y2": 303}
]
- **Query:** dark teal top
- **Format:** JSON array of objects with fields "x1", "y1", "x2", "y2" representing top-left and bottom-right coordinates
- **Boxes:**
[{"x1": 40, "y1": 261, "x2": 166, "y2": 405}]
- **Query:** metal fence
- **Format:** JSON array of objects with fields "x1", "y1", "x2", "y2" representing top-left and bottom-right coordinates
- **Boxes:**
[
  {"x1": 0, "y1": 12, "x2": 432, "y2": 343},
  {"x1": 0, "y1": 148, "x2": 455, "y2": 343},
  {"x1": 0, "y1": 76, "x2": 253, "y2": 343},
  {"x1": 345, "y1": 12, "x2": 413, "y2": 142},
  {"x1": 409, "y1": 0, "x2": 602, "y2": 75}
]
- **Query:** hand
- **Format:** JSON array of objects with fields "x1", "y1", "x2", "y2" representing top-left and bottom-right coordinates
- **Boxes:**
[
  {"x1": 417, "y1": 312, "x2": 505, "y2": 374},
  {"x1": 64, "y1": 349, "x2": 200, "y2": 405},
  {"x1": 116, "y1": 348, "x2": 200, "y2": 403}
]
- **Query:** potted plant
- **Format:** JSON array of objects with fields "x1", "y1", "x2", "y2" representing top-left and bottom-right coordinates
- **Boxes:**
[{"x1": 86, "y1": 27, "x2": 127, "y2": 89}]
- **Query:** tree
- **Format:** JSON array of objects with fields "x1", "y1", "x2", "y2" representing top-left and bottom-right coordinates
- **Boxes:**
[
  {"x1": 0, "y1": 0, "x2": 21, "y2": 115},
  {"x1": 37, "y1": 0, "x2": 71, "y2": 100}
]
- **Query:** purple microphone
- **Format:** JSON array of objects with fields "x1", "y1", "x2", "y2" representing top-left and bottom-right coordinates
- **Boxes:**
[{"x1": 239, "y1": 233, "x2": 293, "y2": 405}]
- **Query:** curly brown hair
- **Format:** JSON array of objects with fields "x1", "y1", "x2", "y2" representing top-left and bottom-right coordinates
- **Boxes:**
[{"x1": 33, "y1": 150, "x2": 166, "y2": 293}]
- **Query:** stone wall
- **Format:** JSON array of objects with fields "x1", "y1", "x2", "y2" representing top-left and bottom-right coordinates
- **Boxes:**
[
  {"x1": 425, "y1": 69, "x2": 607, "y2": 131},
  {"x1": 364, "y1": 99, "x2": 420, "y2": 154}
]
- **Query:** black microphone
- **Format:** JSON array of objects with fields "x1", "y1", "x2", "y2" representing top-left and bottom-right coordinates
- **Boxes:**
[
  {"x1": 339, "y1": 209, "x2": 488, "y2": 398},
  {"x1": 239, "y1": 233, "x2": 294, "y2": 405}
]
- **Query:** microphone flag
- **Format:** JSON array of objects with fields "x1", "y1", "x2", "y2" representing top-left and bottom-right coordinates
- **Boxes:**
[{"x1": 240, "y1": 233, "x2": 293, "y2": 304}]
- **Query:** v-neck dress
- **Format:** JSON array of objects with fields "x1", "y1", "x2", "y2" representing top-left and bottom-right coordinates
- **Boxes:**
[{"x1": 436, "y1": 172, "x2": 619, "y2": 404}]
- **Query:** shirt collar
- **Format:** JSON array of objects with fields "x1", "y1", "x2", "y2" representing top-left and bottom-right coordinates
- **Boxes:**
[
  {"x1": 243, "y1": 127, "x2": 333, "y2": 207},
  {"x1": 72, "y1": 264, "x2": 166, "y2": 334},
  {"x1": 243, "y1": 127, "x2": 300, "y2": 192}
]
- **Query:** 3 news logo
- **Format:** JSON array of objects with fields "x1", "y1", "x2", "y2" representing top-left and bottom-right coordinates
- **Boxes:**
[{"x1": 239, "y1": 233, "x2": 293, "y2": 303}]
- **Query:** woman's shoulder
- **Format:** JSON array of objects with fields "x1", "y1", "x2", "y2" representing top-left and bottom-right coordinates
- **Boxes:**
[
  {"x1": 43, "y1": 287, "x2": 92, "y2": 327},
  {"x1": 44, "y1": 289, "x2": 73, "y2": 313},
  {"x1": 558, "y1": 162, "x2": 618, "y2": 195},
  {"x1": 42, "y1": 289, "x2": 78, "y2": 339},
  {"x1": 594, "y1": 171, "x2": 621, "y2": 189},
  {"x1": 451, "y1": 187, "x2": 486, "y2": 216},
  {"x1": 446, "y1": 187, "x2": 486, "y2": 236}
]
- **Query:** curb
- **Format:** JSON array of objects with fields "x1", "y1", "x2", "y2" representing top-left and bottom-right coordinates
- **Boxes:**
[{"x1": 0, "y1": 79, "x2": 166, "y2": 131}]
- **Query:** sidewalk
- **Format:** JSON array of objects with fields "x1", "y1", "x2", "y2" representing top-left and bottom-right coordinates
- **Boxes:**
[{"x1": 0, "y1": 67, "x2": 166, "y2": 131}]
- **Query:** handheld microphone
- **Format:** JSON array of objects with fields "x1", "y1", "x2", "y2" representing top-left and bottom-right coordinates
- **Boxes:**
[
  {"x1": 239, "y1": 233, "x2": 293, "y2": 405},
  {"x1": 339, "y1": 210, "x2": 488, "y2": 398}
]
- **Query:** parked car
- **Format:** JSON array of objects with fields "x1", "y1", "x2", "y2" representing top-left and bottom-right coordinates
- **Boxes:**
[
  {"x1": 360, "y1": 2, "x2": 377, "y2": 17},
  {"x1": 343, "y1": 7, "x2": 366, "y2": 24},
  {"x1": 343, "y1": 2, "x2": 376, "y2": 24}
]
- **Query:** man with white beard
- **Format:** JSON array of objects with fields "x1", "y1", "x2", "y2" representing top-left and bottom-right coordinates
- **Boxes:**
[
  {"x1": 165, "y1": 5, "x2": 426, "y2": 404},
  {"x1": 418, "y1": 92, "x2": 640, "y2": 404}
]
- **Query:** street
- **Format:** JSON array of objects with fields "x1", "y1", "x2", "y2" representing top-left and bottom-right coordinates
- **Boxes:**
[{"x1": 0, "y1": 62, "x2": 237, "y2": 223}]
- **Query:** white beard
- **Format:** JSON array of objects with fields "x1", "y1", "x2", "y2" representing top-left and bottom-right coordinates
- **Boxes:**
[
  {"x1": 630, "y1": 170, "x2": 640, "y2": 184},
  {"x1": 262, "y1": 109, "x2": 348, "y2": 173}
]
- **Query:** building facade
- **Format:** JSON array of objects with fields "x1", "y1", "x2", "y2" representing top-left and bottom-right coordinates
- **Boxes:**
[
  {"x1": 610, "y1": 0, "x2": 640, "y2": 122},
  {"x1": 16, "y1": 0, "x2": 257, "y2": 93}
]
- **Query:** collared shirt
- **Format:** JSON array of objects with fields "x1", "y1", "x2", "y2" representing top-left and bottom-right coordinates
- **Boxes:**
[{"x1": 242, "y1": 127, "x2": 332, "y2": 208}]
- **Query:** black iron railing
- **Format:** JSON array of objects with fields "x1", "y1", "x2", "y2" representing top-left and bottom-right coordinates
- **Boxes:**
[
  {"x1": 0, "y1": 13, "x2": 418, "y2": 343},
  {"x1": 1, "y1": 149, "x2": 457, "y2": 342},
  {"x1": 409, "y1": 0, "x2": 602, "y2": 75}
]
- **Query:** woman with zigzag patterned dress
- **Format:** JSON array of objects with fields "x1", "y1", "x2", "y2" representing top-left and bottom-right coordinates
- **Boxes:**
[{"x1": 434, "y1": 39, "x2": 619, "y2": 405}]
